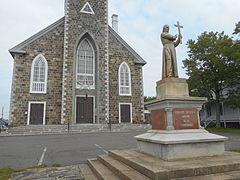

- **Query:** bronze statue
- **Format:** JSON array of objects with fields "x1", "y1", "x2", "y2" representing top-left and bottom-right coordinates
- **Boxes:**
[{"x1": 161, "y1": 22, "x2": 183, "y2": 79}]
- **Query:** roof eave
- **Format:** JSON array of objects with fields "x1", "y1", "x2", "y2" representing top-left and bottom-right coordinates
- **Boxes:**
[
  {"x1": 9, "y1": 17, "x2": 65, "y2": 58},
  {"x1": 135, "y1": 61, "x2": 147, "y2": 65},
  {"x1": 9, "y1": 49, "x2": 27, "y2": 58},
  {"x1": 108, "y1": 26, "x2": 147, "y2": 66}
]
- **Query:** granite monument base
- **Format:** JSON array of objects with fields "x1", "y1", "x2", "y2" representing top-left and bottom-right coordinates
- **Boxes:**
[
  {"x1": 135, "y1": 129, "x2": 227, "y2": 160},
  {"x1": 136, "y1": 78, "x2": 227, "y2": 160}
]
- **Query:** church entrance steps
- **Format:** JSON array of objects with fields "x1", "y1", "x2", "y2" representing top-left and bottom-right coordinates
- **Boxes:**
[{"x1": 0, "y1": 124, "x2": 151, "y2": 136}]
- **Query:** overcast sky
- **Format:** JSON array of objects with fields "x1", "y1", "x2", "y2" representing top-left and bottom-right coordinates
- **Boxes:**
[{"x1": 0, "y1": 0, "x2": 239, "y2": 119}]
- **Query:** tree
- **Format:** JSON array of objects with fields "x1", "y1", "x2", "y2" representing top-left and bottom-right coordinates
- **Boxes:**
[
  {"x1": 233, "y1": 21, "x2": 240, "y2": 36},
  {"x1": 144, "y1": 96, "x2": 156, "y2": 102},
  {"x1": 183, "y1": 31, "x2": 240, "y2": 128},
  {"x1": 227, "y1": 22, "x2": 240, "y2": 108}
]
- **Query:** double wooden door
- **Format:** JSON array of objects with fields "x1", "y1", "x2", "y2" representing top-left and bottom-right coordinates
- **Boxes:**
[{"x1": 76, "y1": 97, "x2": 94, "y2": 124}]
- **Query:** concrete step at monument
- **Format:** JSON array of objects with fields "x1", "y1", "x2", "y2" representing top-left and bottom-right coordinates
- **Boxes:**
[
  {"x1": 174, "y1": 170, "x2": 240, "y2": 180},
  {"x1": 78, "y1": 164, "x2": 98, "y2": 180},
  {"x1": 109, "y1": 149, "x2": 161, "y2": 179},
  {"x1": 109, "y1": 149, "x2": 240, "y2": 180},
  {"x1": 97, "y1": 154, "x2": 151, "y2": 180},
  {"x1": 87, "y1": 159, "x2": 121, "y2": 180}
]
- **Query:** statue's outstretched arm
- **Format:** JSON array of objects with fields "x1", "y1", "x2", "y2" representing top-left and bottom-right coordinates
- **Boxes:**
[{"x1": 161, "y1": 33, "x2": 176, "y2": 41}]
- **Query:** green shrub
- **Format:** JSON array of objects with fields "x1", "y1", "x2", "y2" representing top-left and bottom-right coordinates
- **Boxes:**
[{"x1": 206, "y1": 122, "x2": 216, "y2": 128}]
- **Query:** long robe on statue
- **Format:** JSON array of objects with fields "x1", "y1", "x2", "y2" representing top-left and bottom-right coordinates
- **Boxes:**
[{"x1": 161, "y1": 32, "x2": 180, "y2": 79}]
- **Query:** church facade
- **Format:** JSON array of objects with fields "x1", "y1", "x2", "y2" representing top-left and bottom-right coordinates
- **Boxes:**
[{"x1": 9, "y1": 0, "x2": 146, "y2": 126}]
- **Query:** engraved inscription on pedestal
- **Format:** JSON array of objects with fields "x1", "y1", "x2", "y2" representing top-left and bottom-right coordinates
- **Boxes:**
[
  {"x1": 173, "y1": 108, "x2": 199, "y2": 130},
  {"x1": 152, "y1": 109, "x2": 166, "y2": 130}
]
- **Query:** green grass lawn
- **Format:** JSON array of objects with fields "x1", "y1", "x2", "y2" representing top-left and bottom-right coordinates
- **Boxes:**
[
  {"x1": 206, "y1": 127, "x2": 240, "y2": 133},
  {"x1": 0, "y1": 168, "x2": 14, "y2": 180},
  {"x1": 230, "y1": 148, "x2": 240, "y2": 153},
  {"x1": 0, "y1": 164, "x2": 58, "y2": 180}
]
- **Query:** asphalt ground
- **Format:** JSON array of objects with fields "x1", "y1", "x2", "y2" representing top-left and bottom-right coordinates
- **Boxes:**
[{"x1": 0, "y1": 131, "x2": 239, "y2": 169}]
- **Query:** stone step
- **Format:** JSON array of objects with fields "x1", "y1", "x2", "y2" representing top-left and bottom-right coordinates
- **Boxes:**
[
  {"x1": 98, "y1": 154, "x2": 151, "y2": 180},
  {"x1": 78, "y1": 164, "x2": 98, "y2": 180},
  {"x1": 8, "y1": 132, "x2": 25, "y2": 134},
  {"x1": 87, "y1": 159, "x2": 121, "y2": 180},
  {"x1": 109, "y1": 149, "x2": 161, "y2": 179},
  {"x1": 3, "y1": 124, "x2": 151, "y2": 137},
  {"x1": 7, "y1": 131, "x2": 63, "y2": 134},
  {"x1": 109, "y1": 149, "x2": 240, "y2": 180},
  {"x1": 174, "y1": 170, "x2": 240, "y2": 180},
  {"x1": 8, "y1": 130, "x2": 63, "y2": 132}
]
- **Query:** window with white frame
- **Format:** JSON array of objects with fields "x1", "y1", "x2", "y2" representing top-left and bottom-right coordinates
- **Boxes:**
[
  {"x1": 119, "y1": 62, "x2": 131, "y2": 96},
  {"x1": 76, "y1": 39, "x2": 95, "y2": 89},
  {"x1": 30, "y1": 54, "x2": 48, "y2": 93}
]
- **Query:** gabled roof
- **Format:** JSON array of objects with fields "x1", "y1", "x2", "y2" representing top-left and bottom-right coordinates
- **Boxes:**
[
  {"x1": 9, "y1": 16, "x2": 147, "y2": 65},
  {"x1": 9, "y1": 17, "x2": 65, "y2": 57},
  {"x1": 109, "y1": 26, "x2": 146, "y2": 65}
]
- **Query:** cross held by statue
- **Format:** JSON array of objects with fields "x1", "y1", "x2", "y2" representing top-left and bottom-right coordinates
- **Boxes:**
[{"x1": 174, "y1": 21, "x2": 183, "y2": 44}]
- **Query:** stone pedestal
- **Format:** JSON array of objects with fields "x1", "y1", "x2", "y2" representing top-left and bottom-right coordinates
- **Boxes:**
[
  {"x1": 135, "y1": 78, "x2": 228, "y2": 160},
  {"x1": 136, "y1": 129, "x2": 227, "y2": 160},
  {"x1": 156, "y1": 78, "x2": 189, "y2": 99}
]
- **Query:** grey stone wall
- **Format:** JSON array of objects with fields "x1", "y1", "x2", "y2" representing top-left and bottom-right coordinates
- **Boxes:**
[
  {"x1": 108, "y1": 32, "x2": 145, "y2": 124},
  {"x1": 10, "y1": 0, "x2": 146, "y2": 126},
  {"x1": 62, "y1": 0, "x2": 109, "y2": 124},
  {"x1": 10, "y1": 23, "x2": 64, "y2": 126}
]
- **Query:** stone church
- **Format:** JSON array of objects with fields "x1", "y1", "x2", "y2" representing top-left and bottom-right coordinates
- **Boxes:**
[{"x1": 9, "y1": 0, "x2": 146, "y2": 126}]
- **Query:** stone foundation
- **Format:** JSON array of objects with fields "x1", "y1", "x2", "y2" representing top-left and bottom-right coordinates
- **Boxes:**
[
  {"x1": 137, "y1": 77, "x2": 227, "y2": 160},
  {"x1": 136, "y1": 129, "x2": 227, "y2": 160}
]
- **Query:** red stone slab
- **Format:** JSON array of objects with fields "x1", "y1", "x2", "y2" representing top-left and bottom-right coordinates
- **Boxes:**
[
  {"x1": 173, "y1": 108, "x2": 199, "y2": 130},
  {"x1": 152, "y1": 109, "x2": 166, "y2": 130}
]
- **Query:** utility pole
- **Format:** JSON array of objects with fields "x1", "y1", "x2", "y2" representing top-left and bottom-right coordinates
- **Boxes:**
[
  {"x1": 0, "y1": 107, "x2": 3, "y2": 133},
  {"x1": 1, "y1": 106, "x2": 3, "y2": 120}
]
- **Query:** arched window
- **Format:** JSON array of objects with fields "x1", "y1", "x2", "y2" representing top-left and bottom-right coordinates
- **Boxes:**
[
  {"x1": 119, "y1": 62, "x2": 131, "y2": 96},
  {"x1": 76, "y1": 38, "x2": 95, "y2": 89},
  {"x1": 30, "y1": 54, "x2": 48, "y2": 93}
]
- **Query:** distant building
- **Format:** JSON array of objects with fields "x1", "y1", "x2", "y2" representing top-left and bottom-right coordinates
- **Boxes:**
[
  {"x1": 9, "y1": 0, "x2": 146, "y2": 126},
  {"x1": 200, "y1": 103, "x2": 240, "y2": 128}
]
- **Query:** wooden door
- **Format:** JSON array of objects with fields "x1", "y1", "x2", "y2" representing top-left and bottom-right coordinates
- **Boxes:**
[
  {"x1": 120, "y1": 104, "x2": 131, "y2": 123},
  {"x1": 30, "y1": 103, "x2": 44, "y2": 125},
  {"x1": 76, "y1": 97, "x2": 94, "y2": 124}
]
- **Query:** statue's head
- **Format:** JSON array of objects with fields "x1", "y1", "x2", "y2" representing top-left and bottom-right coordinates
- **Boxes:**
[{"x1": 163, "y1": 25, "x2": 169, "y2": 33}]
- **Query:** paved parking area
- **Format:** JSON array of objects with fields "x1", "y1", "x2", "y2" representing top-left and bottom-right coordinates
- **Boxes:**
[
  {"x1": 213, "y1": 132, "x2": 240, "y2": 150},
  {"x1": 0, "y1": 131, "x2": 239, "y2": 169},
  {"x1": 0, "y1": 132, "x2": 142, "y2": 169}
]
